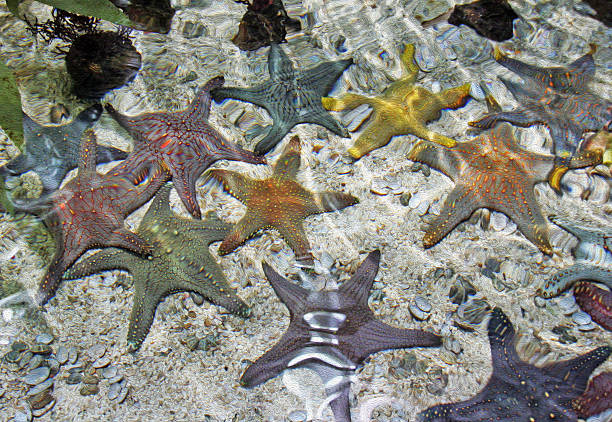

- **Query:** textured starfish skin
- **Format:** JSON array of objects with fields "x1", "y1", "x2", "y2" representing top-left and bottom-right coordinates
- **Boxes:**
[
  {"x1": 105, "y1": 76, "x2": 266, "y2": 219},
  {"x1": 574, "y1": 282, "x2": 612, "y2": 332},
  {"x1": 27, "y1": 129, "x2": 166, "y2": 305},
  {"x1": 470, "y1": 46, "x2": 611, "y2": 171},
  {"x1": 63, "y1": 184, "x2": 250, "y2": 351},
  {"x1": 208, "y1": 136, "x2": 358, "y2": 266},
  {"x1": 242, "y1": 250, "x2": 441, "y2": 422},
  {"x1": 0, "y1": 104, "x2": 126, "y2": 199},
  {"x1": 572, "y1": 372, "x2": 612, "y2": 418},
  {"x1": 537, "y1": 215, "x2": 612, "y2": 298},
  {"x1": 418, "y1": 307, "x2": 611, "y2": 422},
  {"x1": 322, "y1": 44, "x2": 471, "y2": 160},
  {"x1": 408, "y1": 123, "x2": 601, "y2": 255},
  {"x1": 212, "y1": 43, "x2": 352, "y2": 155}
]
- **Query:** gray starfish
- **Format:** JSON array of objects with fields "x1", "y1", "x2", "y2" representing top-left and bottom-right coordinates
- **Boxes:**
[
  {"x1": 0, "y1": 104, "x2": 127, "y2": 200},
  {"x1": 212, "y1": 43, "x2": 352, "y2": 155},
  {"x1": 63, "y1": 183, "x2": 250, "y2": 351},
  {"x1": 537, "y1": 215, "x2": 612, "y2": 298},
  {"x1": 241, "y1": 250, "x2": 441, "y2": 422}
]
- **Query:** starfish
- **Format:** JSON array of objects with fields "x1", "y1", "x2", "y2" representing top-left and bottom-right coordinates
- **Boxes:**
[
  {"x1": 0, "y1": 104, "x2": 126, "y2": 199},
  {"x1": 572, "y1": 372, "x2": 612, "y2": 419},
  {"x1": 417, "y1": 307, "x2": 612, "y2": 422},
  {"x1": 207, "y1": 135, "x2": 358, "y2": 266},
  {"x1": 537, "y1": 215, "x2": 612, "y2": 298},
  {"x1": 105, "y1": 76, "x2": 266, "y2": 219},
  {"x1": 574, "y1": 282, "x2": 612, "y2": 332},
  {"x1": 407, "y1": 123, "x2": 602, "y2": 255},
  {"x1": 469, "y1": 45, "x2": 612, "y2": 189},
  {"x1": 22, "y1": 129, "x2": 166, "y2": 305},
  {"x1": 63, "y1": 183, "x2": 250, "y2": 351},
  {"x1": 242, "y1": 250, "x2": 441, "y2": 422},
  {"x1": 212, "y1": 43, "x2": 352, "y2": 155},
  {"x1": 322, "y1": 44, "x2": 471, "y2": 160}
]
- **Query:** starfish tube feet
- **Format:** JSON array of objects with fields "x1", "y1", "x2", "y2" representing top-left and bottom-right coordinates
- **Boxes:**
[{"x1": 574, "y1": 282, "x2": 612, "y2": 331}]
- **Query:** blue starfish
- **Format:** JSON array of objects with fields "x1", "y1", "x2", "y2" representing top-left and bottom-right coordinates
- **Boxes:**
[
  {"x1": 242, "y1": 250, "x2": 441, "y2": 422},
  {"x1": 0, "y1": 104, "x2": 126, "y2": 200},
  {"x1": 212, "y1": 43, "x2": 352, "y2": 155},
  {"x1": 418, "y1": 307, "x2": 611, "y2": 422},
  {"x1": 537, "y1": 215, "x2": 612, "y2": 298}
]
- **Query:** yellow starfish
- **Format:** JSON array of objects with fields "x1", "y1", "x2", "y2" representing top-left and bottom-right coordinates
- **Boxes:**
[{"x1": 322, "y1": 44, "x2": 471, "y2": 160}]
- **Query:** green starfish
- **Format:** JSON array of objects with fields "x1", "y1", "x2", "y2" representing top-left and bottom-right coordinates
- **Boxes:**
[{"x1": 63, "y1": 184, "x2": 250, "y2": 351}]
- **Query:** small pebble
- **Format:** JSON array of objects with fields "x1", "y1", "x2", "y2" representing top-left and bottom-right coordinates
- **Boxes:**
[
  {"x1": 28, "y1": 390, "x2": 53, "y2": 410},
  {"x1": 190, "y1": 292, "x2": 204, "y2": 306},
  {"x1": 108, "y1": 374, "x2": 124, "y2": 385},
  {"x1": 415, "y1": 295, "x2": 432, "y2": 313},
  {"x1": 93, "y1": 356, "x2": 111, "y2": 368},
  {"x1": 26, "y1": 355, "x2": 44, "y2": 371},
  {"x1": 108, "y1": 382, "x2": 121, "y2": 400},
  {"x1": 30, "y1": 344, "x2": 51, "y2": 355},
  {"x1": 13, "y1": 411, "x2": 31, "y2": 422},
  {"x1": 88, "y1": 344, "x2": 106, "y2": 360},
  {"x1": 102, "y1": 365, "x2": 118, "y2": 379},
  {"x1": 572, "y1": 311, "x2": 593, "y2": 326},
  {"x1": 68, "y1": 348, "x2": 78, "y2": 364},
  {"x1": 288, "y1": 410, "x2": 307, "y2": 422},
  {"x1": 23, "y1": 366, "x2": 50, "y2": 386},
  {"x1": 11, "y1": 341, "x2": 28, "y2": 352},
  {"x1": 19, "y1": 352, "x2": 33, "y2": 368},
  {"x1": 117, "y1": 385, "x2": 129, "y2": 403},
  {"x1": 55, "y1": 346, "x2": 68, "y2": 365},
  {"x1": 5, "y1": 350, "x2": 21, "y2": 363},
  {"x1": 27, "y1": 379, "x2": 54, "y2": 397},
  {"x1": 31, "y1": 399, "x2": 55, "y2": 417},
  {"x1": 82, "y1": 374, "x2": 99, "y2": 385},
  {"x1": 79, "y1": 384, "x2": 99, "y2": 396},
  {"x1": 66, "y1": 372, "x2": 82, "y2": 385},
  {"x1": 399, "y1": 192, "x2": 412, "y2": 206},
  {"x1": 35, "y1": 334, "x2": 54, "y2": 345}
]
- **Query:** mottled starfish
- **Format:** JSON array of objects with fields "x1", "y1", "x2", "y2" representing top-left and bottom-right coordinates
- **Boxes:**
[
  {"x1": 105, "y1": 76, "x2": 266, "y2": 219},
  {"x1": 322, "y1": 44, "x2": 471, "y2": 160},
  {"x1": 0, "y1": 104, "x2": 126, "y2": 199},
  {"x1": 537, "y1": 215, "x2": 612, "y2": 298},
  {"x1": 23, "y1": 129, "x2": 166, "y2": 305},
  {"x1": 408, "y1": 123, "x2": 601, "y2": 255},
  {"x1": 212, "y1": 43, "x2": 352, "y2": 155},
  {"x1": 207, "y1": 135, "x2": 358, "y2": 266},
  {"x1": 63, "y1": 184, "x2": 250, "y2": 351},
  {"x1": 470, "y1": 45, "x2": 612, "y2": 188},
  {"x1": 573, "y1": 372, "x2": 612, "y2": 418},
  {"x1": 242, "y1": 250, "x2": 441, "y2": 422},
  {"x1": 418, "y1": 307, "x2": 611, "y2": 421},
  {"x1": 574, "y1": 282, "x2": 612, "y2": 332}
]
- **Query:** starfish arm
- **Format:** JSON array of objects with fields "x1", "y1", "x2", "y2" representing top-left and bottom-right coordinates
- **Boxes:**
[
  {"x1": 408, "y1": 141, "x2": 456, "y2": 179},
  {"x1": 273, "y1": 135, "x2": 301, "y2": 179},
  {"x1": 268, "y1": 43, "x2": 295, "y2": 79},
  {"x1": 423, "y1": 184, "x2": 479, "y2": 248},
  {"x1": 469, "y1": 110, "x2": 542, "y2": 130},
  {"x1": 186, "y1": 76, "x2": 224, "y2": 121},
  {"x1": 197, "y1": 211, "x2": 233, "y2": 245},
  {"x1": 108, "y1": 227, "x2": 152, "y2": 257},
  {"x1": 62, "y1": 248, "x2": 137, "y2": 280},
  {"x1": 298, "y1": 58, "x2": 354, "y2": 97},
  {"x1": 3, "y1": 150, "x2": 33, "y2": 174},
  {"x1": 409, "y1": 122, "x2": 458, "y2": 148},
  {"x1": 548, "y1": 122, "x2": 582, "y2": 158},
  {"x1": 212, "y1": 85, "x2": 271, "y2": 111},
  {"x1": 126, "y1": 275, "x2": 161, "y2": 351},
  {"x1": 207, "y1": 169, "x2": 252, "y2": 203},
  {"x1": 321, "y1": 93, "x2": 377, "y2": 112},
  {"x1": 72, "y1": 103, "x2": 104, "y2": 132},
  {"x1": 338, "y1": 250, "x2": 380, "y2": 306},
  {"x1": 487, "y1": 308, "x2": 525, "y2": 378},
  {"x1": 312, "y1": 191, "x2": 359, "y2": 214},
  {"x1": 206, "y1": 127, "x2": 267, "y2": 165},
  {"x1": 140, "y1": 183, "x2": 173, "y2": 224},
  {"x1": 302, "y1": 107, "x2": 348, "y2": 138},
  {"x1": 171, "y1": 165, "x2": 202, "y2": 219},
  {"x1": 77, "y1": 129, "x2": 99, "y2": 177},
  {"x1": 537, "y1": 263, "x2": 612, "y2": 298},
  {"x1": 549, "y1": 215, "x2": 608, "y2": 243},
  {"x1": 262, "y1": 261, "x2": 309, "y2": 311},
  {"x1": 276, "y1": 221, "x2": 314, "y2": 264},
  {"x1": 37, "y1": 238, "x2": 88, "y2": 305},
  {"x1": 348, "y1": 319, "x2": 441, "y2": 361},
  {"x1": 94, "y1": 144, "x2": 128, "y2": 166},
  {"x1": 104, "y1": 104, "x2": 146, "y2": 140},
  {"x1": 574, "y1": 282, "x2": 612, "y2": 331},
  {"x1": 240, "y1": 330, "x2": 306, "y2": 387},
  {"x1": 573, "y1": 372, "x2": 612, "y2": 418},
  {"x1": 254, "y1": 122, "x2": 292, "y2": 156},
  {"x1": 568, "y1": 149, "x2": 602, "y2": 168},
  {"x1": 435, "y1": 83, "x2": 472, "y2": 111},
  {"x1": 347, "y1": 114, "x2": 398, "y2": 159},
  {"x1": 399, "y1": 43, "x2": 420, "y2": 83},
  {"x1": 217, "y1": 216, "x2": 263, "y2": 256},
  {"x1": 129, "y1": 166, "x2": 171, "y2": 213},
  {"x1": 328, "y1": 387, "x2": 351, "y2": 422},
  {"x1": 542, "y1": 346, "x2": 612, "y2": 401}
]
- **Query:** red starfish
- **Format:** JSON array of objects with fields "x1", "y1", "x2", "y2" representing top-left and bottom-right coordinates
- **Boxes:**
[
  {"x1": 105, "y1": 76, "x2": 266, "y2": 219},
  {"x1": 31, "y1": 129, "x2": 165, "y2": 305},
  {"x1": 408, "y1": 123, "x2": 601, "y2": 254},
  {"x1": 574, "y1": 282, "x2": 612, "y2": 332}
]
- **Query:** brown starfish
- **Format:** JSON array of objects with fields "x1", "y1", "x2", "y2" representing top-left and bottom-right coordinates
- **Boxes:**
[
  {"x1": 24, "y1": 129, "x2": 166, "y2": 305},
  {"x1": 322, "y1": 43, "x2": 471, "y2": 160},
  {"x1": 207, "y1": 135, "x2": 358, "y2": 266},
  {"x1": 105, "y1": 76, "x2": 266, "y2": 219},
  {"x1": 408, "y1": 123, "x2": 601, "y2": 254}
]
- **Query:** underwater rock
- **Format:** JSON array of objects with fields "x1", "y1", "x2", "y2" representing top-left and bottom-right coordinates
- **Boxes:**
[
  {"x1": 66, "y1": 30, "x2": 141, "y2": 99},
  {"x1": 581, "y1": 0, "x2": 612, "y2": 26},
  {"x1": 232, "y1": 0, "x2": 301, "y2": 51},
  {"x1": 448, "y1": 0, "x2": 519, "y2": 42},
  {"x1": 109, "y1": 0, "x2": 175, "y2": 33}
]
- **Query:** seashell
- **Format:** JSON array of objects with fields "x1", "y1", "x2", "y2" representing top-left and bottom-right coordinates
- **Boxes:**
[
  {"x1": 489, "y1": 212, "x2": 508, "y2": 231},
  {"x1": 558, "y1": 294, "x2": 579, "y2": 315},
  {"x1": 370, "y1": 178, "x2": 390, "y2": 196},
  {"x1": 499, "y1": 261, "x2": 532, "y2": 288},
  {"x1": 26, "y1": 379, "x2": 53, "y2": 398},
  {"x1": 414, "y1": 44, "x2": 438, "y2": 72},
  {"x1": 454, "y1": 298, "x2": 491, "y2": 331},
  {"x1": 23, "y1": 367, "x2": 50, "y2": 386},
  {"x1": 448, "y1": 276, "x2": 477, "y2": 305},
  {"x1": 31, "y1": 397, "x2": 55, "y2": 417},
  {"x1": 34, "y1": 334, "x2": 53, "y2": 345},
  {"x1": 341, "y1": 103, "x2": 373, "y2": 132},
  {"x1": 409, "y1": 191, "x2": 434, "y2": 216},
  {"x1": 88, "y1": 344, "x2": 106, "y2": 360},
  {"x1": 560, "y1": 171, "x2": 590, "y2": 198},
  {"x1": 572, "y1": 310, "x2": 594, "y2": 326},
  {"x1": 108, "y1": 382, "x2": 122, "y2": 400}
]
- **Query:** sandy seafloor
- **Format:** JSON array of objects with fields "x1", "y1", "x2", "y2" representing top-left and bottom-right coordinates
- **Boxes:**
[{"x1": 0, "y1": 0, "x2": 611, "y2": 421}]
